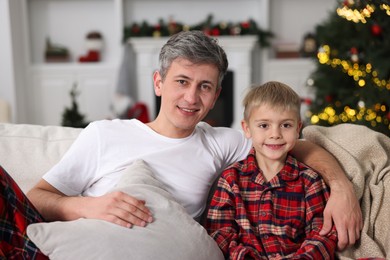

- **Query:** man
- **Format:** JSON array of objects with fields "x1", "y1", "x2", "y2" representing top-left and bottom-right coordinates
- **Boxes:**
[{"x1": 27, "y1": 31, "x2": 361, "y2": 251}]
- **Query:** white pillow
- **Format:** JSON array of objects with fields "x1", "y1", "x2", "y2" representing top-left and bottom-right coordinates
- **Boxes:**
[{"x1": 27, "y1": 159, "x2": 223, "y2": 260}]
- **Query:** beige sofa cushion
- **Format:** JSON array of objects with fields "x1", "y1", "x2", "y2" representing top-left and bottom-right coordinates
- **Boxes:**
[
  {"x1": 27, "y1": 159, "x2": 224, "y2": 260},
  {"x1": 0, "y1": 123, "x2": 81, "y2": 193}
]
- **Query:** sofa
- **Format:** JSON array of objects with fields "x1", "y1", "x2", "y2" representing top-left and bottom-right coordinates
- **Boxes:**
[
  {"x1": 0, "y1": 122, "x2": 224, "y2": 260},
  {"x1": 0, "y1": 122, "x2": 389, "y2": 259}
]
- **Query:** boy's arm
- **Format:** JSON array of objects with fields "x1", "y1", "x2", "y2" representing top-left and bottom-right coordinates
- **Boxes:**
[
  {"x1": 291, "y1": 178, "x2": 338, "y2": 259},
  {"x1": 291, "y1": 139, "x2": 363, "y2": 250},
  {"x1": 205, "y1": 176, "x2": 259, "y2": 259}
]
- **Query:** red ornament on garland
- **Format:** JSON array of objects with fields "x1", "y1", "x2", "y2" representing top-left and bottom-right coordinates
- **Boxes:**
[
  {"x1": 241, "y1": 21, "x2": 250, "y2": 29},
  {"x1": 210, "y1": 28, "x2": 221, "y2": 36},
  {"x1": 131, "y1": 24, "x2": 140, "y2": 34},
  {"x1": 371, "y1": 24, "x2": 382, "y2": 36}
]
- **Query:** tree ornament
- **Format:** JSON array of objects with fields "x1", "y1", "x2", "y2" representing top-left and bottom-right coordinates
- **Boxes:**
[
  {"x1": 343, "y1": 0, "x2": 354, "y2": 7},
  {"x1": 371, "y1": 24, "x2": 382, "y2": 36},
  {"x1": 350, "y1": 47, "x2": 359, "y2": 63},
  {"x1": 325, "y1": 95, "x2": 333, "y2": 103},
  {"x1": 301, "y1": 98, "x2": 313, "y2": 105}
]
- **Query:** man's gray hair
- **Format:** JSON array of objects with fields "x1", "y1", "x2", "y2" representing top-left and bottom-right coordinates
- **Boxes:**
[{"x1": 159, "y1": 30, "x2": 228, "y2": 87}]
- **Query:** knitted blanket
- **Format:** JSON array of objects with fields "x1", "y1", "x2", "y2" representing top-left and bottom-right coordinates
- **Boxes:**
[{"x1": 302, "y1": 124, "x2": 390, "y2": 259}]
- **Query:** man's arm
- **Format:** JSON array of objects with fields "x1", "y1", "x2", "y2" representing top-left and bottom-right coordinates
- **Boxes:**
[
  {"x1": 291, "y1": 139, "x2": 363, "y2": 250},
  {"x1": 27, "y1": 179, "x2": 153, "y2": 228}
]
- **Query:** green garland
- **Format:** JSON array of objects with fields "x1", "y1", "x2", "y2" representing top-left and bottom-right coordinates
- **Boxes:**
[{"x1": 123, "y1": 14, "x2": 273, "y2": 47}]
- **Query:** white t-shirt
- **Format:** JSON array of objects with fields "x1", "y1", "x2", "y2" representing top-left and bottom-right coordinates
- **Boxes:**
[{"x1": 43, "y1": 119, "x2": 251, "y2": 218}]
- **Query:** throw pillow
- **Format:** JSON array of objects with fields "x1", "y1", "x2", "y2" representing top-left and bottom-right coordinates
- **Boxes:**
[{"x1": 27, "y1": 159, "x2": 223, "y2": 260}]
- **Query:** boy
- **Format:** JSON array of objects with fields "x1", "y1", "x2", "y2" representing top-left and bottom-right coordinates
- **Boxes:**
[{"x1": 206, "y1": 81, "x2": 337, "y2": 259}]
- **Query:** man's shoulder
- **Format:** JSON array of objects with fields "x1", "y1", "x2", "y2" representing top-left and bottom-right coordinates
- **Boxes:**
[
  {"x1": 196, "y1": 122, "x2": 243, "y2": 138},
  {"x1": 89, "y1": 119, "x2": 138, "y2": 130}
]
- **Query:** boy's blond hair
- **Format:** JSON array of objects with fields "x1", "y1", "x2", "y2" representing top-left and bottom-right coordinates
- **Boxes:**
[{"x1": 242, "y1": 81, "x2": 301, "y2": 121}]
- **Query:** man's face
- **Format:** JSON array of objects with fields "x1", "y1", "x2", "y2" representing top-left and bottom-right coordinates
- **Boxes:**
[{"x1": 153, "y1": 58, "x2": 221, "y2": 138}]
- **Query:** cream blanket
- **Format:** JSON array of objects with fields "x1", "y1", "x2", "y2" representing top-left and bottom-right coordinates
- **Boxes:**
[{"x1": 302, "y1": 124, "x2": 390, "y2": 259}]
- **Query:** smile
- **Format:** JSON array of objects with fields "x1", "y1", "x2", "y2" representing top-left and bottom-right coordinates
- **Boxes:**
[
  {"x1": 178, "y1": 106, "x2": 200, "y2": 113},
  {"x1": 266, "y1": 144, "x2": 285, "y2": 149}
]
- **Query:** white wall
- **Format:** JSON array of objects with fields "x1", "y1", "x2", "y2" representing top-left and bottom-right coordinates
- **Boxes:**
[
  {"x1": 2, "y1": 0, "x2": 339, "y2": 124},
  {"x1": 0, "y1": 0, "x2": 17, "y2": 122},
  {"x1": 270, "y1": 0, "x2": 336, "y2": 45}
]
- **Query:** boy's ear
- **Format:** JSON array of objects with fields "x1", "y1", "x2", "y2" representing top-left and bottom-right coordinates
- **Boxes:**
[
  {"x1": 241, "y1": 119, "x2": 252, "y2": 139},
  {"x1": 297, "y1": 120, "x2": 303, "y2": 138},
  {"x1": 153, "y1": 71, "x2": 163, "y2": 97}
]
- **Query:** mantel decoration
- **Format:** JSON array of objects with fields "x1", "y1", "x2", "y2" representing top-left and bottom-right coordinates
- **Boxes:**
[{"x1": 123, "y1": 14, "x2": 274, "y2": 47}]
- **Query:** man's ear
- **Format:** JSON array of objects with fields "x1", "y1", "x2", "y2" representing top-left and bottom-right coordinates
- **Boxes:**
[
  {"x1": 153, "y1": 71, "x2": 163, "y2": 97},
  {"x1": 210, "y1": 87, "x2": 222, "y2": 109}
]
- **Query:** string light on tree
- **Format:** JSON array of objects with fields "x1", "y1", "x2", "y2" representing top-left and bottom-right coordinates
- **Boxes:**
[{"x1": 307, "y1": 0, "x2": 390, "y2": 135}]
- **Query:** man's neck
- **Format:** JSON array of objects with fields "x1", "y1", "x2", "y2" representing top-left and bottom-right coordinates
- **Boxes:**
[{"x1": 146, "y1": 119, "x2": 195, "y2": 139}]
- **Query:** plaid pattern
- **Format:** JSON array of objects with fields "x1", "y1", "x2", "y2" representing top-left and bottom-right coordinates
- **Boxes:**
[
  {"x1": 206, "y1": 149, "x2": 337, "y2": 260},
  {"x1": 0, "y1": 166, "x2": 48, "y2": 259}
]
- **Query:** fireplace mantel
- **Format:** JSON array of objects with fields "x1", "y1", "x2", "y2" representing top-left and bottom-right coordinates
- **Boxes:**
[{"x1": 128, "y1": 35, "x2": 259, "y2": 129}]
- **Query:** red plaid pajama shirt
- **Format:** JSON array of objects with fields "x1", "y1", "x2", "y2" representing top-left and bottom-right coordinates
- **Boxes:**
[
  {"x1": 205, "y1": 149, "x2": 337, "y2": 260},
  {"x1": 0, "y1": 166, "x2": 48, "y2": 259}
]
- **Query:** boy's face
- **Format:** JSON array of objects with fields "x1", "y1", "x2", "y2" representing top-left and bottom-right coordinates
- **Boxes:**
[
  {"x1": 241, "y1": 104, "x2": 302, "y2": 163},
  {"x1": 153, "y1": 58, "x2": 221, "y2": 138}
]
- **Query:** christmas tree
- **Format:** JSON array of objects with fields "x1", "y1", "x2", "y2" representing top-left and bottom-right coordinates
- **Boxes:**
[
  {"x1": 62, "y1": 83, "x2": 88, "y2": 128},
  {"x1": 307, "y1": 0, "x2": 390, "y2": 136}
]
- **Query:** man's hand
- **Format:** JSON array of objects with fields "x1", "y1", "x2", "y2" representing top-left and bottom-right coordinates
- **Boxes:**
[
  {"x1": 81, "y1": 191, "x2": 153, "y2": 228},
  {"x1": 27, "y1": 179, "x2": 153, "y2": 228},
  {"x1": 320, "y1": 181, "x2": 363, "y2": 250}
]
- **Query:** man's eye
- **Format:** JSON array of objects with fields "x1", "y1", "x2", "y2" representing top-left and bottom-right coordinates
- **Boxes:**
[
  {"x1": 177, "y1": 80, "x2": 186, "y2": 85},
  {"x1": 200, "y1": 84, "x2": 212, "y2": 91}
]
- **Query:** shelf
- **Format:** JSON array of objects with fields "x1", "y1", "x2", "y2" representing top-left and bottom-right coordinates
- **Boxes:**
[
  {"x1": 30, "y1": 62, "x2": 118, "y2": 72},
  {"x1": 26, "y1": 0, "x2": 122, "y2": 65},
  {"x1": 267, "y1": 57, "x2": 316, "y2": 64}
]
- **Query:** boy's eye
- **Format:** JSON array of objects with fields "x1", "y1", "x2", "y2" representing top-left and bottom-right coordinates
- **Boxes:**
[
  {"x1": 282, "y1": 123, "x2": 292, "y2": 128},
  {"x1": 258, "y1": 123, "x2": 268, "y2": 129}
]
